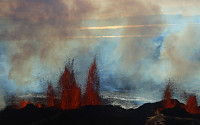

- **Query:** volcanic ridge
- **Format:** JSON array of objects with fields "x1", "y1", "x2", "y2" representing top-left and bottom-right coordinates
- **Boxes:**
[{"x1": 1, "y1": 59, "x2": 200, "y2": 125}]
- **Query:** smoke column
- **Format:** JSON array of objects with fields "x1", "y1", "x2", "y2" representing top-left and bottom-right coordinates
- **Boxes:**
[{"x1": 1, "y1": 0, "x2": 200, "y2": 109}]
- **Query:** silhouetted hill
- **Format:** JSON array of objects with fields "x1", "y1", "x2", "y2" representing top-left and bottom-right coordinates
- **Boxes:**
[{"x1": 1, "y1": 100, "x2": 200, "y2": 125}]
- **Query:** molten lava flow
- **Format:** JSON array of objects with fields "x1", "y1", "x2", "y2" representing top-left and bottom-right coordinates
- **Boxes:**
[
  {"x1": 185, "y1": 95, "x2": 200, "y2": 114},
  {"x1": 47, "y1": 84, "x2": 55, "y2": 107},
  {"x1": 158, "y1": 84, "x2": 177, "y2": 111},
  {"x1": 20, "y1": 99, "x2": 31, "y2": 109},
  {"x1": 81, "y1": 58, "x2": 101, "y2": 106},
  {"x1": 59, "y1": 60, "x2": 81, "y2": 110},
  {"x1": 18, "y1": 99, "x2": 42, "y2": 109},
  {"x1": 35, "y1": 103, "x2": 42, "y2": 108}
]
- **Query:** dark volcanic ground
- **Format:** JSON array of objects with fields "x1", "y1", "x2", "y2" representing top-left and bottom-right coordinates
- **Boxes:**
[{"x1": 1, "y1": 99, "x2": 200, "y2": 125}]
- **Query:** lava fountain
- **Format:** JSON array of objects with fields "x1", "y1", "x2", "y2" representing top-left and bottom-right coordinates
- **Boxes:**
[
  {"x1": 158, "y1": 81, "x2": 200, "y2": 114},
  {"x1": 9, "y1": 58, "x2": 101, "y2": 110},
  {"x1": 185, "y1": 95, "x2": 200, "y2": 114},
  {"x1": 81, "y1": 58, "x2": 101, "y2": 106},
  {"x1": 161, "y1": 84, "x2": 177, "y2": 109},
  {"x1": 59, "y1": 60, "x2": 81, "y2": 110},
  {"x1": 20, "y1": 99, "x2": 31, "y2": 109},
  {"x1": 158, "y1": 82, "x2": 178, "y2": 111},
  {"x1": 47, "y1": 84, "x2": 55, "y2": 107}
]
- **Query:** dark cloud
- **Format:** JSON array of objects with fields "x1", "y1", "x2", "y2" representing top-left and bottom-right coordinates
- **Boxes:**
[
  {"x1": 0, "y1": 0, "x2": 168, "y2": 109},
  {"x1": 0, "y1": 0, "x2": 96, "y2": 85}
]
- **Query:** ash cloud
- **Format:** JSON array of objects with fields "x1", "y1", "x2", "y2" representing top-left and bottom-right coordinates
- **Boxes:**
[
  {"x1": 93, "y1": 0, "x2": 161, "y2": 19},
  {"x1": 113, "y1": 16, "x2": 200, "y2": 102},
  {"x1": 161, "y1": 24, "x2": 200, "y2": 89},
  {"x1": 0, "y1": 0, "x2": 96, "y2": 85},
  {"x1": 97, "y1": 1, "x2": 200, "y2": 102},
  {"x1": 1, "y1": 0, "x2": 199, "y2": 109},
  {"x1": 0, "y1": 0, "x2": 167, "y2": 108},
  {"x1": 104, "y1": 0, "x2": 164, "y2": 94},
  {"x1": 0, "y1": 0, "x2": 164, "y2": 87}
]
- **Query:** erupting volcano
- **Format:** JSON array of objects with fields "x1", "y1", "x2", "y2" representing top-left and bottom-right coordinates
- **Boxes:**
[
  {"x1": 185, "y1": 95, "x2": 200, "y2": 114},
  {"x1": 158, "y1": 84, "x2": 178, "y2": 111},
  {"x1": 3, "y1": 70, "x2": 200, "y2": 125},
  {"x1": 9, "y1": 58, "x2": 101, "y2": 110},
  {"x1": 158, "y1": 82, "x2": 200, "y2": 115},
  {"x1": 5, "y1": 59, "x2": 200, "y2": 125},
  {"x1": 20, "y1": 99, "x2": 31, "y2": 109},
  {"x1": 47, "y1": 84, "x2": 55, "y2": 107},
  {"x1": 81, "y1": 58, "x2": 101, "y2": 106},
  {"x1": 58, "y1": 58, "x2": 101, "y2": 109},
  {"x1": 59, "y1": 59, "x2": 82, "y2": 110},
  {"x1": 14, "y1": 99, "x2": 42, "y2": 109}
]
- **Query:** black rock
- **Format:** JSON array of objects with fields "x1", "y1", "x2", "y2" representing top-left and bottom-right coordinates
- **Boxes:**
[{"x1": 1, "y1": 100, "x2": 200, "y2": 125}]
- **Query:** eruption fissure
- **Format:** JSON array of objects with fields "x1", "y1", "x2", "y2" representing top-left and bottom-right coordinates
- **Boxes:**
[
  {"x1": 47, "y1": 84, "x2": 55, "y2": 107},
  {"x1": 158, "y1": 82, "x2": 200, "y2": 114},
  {"x1": 185, "y1": 95, "x2": 200, "y2": 114},
  {"x1": 11, "y1": 58, "x2": 101, "y2": 110},
  {"x1": 20, "y1": 99, "x2": 31, "y2": 109},
  {"x1": 81, "y1": 58, "x2": 101, "y2": 106},
  {"x1": 158, "y1": 84, "x2": 177, "y2": 111},
  {"x1": 59, "y1": 59, "x2": 81, "y2": 110},
  {"x1": 16, "y1": 99, "x2": 42, "y2": 109}
]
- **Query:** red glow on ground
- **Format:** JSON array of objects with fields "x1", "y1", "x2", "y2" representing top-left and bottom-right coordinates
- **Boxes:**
[
  {"x1": 18, "y1": 99, "x2": 42, "y2": 108},
  {"x1": 81, "y1": 59, "x2": 101, "y2": 106},
  {"x1": 185, "y1": 95, "x2": 200, "y2": 114},
  {"x1": 47, "y1": 84, "x2": 55, "y2": 107},
  {"x1": 35, "y1": 103, "x2": 42, "y2": 108},
  {"x1": 20, "y1": 99, "x2": 31, "y2": 109}
]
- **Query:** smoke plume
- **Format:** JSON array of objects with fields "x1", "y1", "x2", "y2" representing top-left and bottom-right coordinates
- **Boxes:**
[{"x1": 2, "y1": 0, "x2": 199, "y2": 108}]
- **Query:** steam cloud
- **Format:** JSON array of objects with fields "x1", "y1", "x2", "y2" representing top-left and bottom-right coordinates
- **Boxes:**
[
  {"x1": 0, "y1": 0, "x2": 97, "y2": 108},
  {"x1": 0, "y1": 0, "x2": 96, "y2": 85},
  {"x1": 0, "y1": 0, "x2": 200, "y2": 109}
]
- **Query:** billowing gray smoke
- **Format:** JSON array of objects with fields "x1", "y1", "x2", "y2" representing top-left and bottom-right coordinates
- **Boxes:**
[
  {"x1": 0, "y1": 0, "x2": 97, "y2": 85},
  {"x1": 0, "y1": 0, "x2": 97, "y2": 109},
  {"x1": 1, "y1": 0, "x2": 199, "y2": 109},
  {"x1": 0, "y1": 0, "x2": 164, "y2": 109}
]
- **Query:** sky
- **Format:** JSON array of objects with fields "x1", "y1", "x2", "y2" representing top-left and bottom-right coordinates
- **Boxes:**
[{"x1": 1, "y1": 0, "x2": 200, "y2": 109}]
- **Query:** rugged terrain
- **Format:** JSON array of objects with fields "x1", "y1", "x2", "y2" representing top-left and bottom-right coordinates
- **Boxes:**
[{"x1": 1, "y1": 99, "x2": 200, "y2": 125}]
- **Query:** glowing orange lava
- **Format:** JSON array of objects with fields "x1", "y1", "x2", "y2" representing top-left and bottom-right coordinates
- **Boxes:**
[
  {"x1": 59, "y1": 60, "x2": 81, "y2": 110},
  {"x1": 20, "y1": 99, "x2": 31, "y2": 109},
  {"x1": 11, "y1": 58, "x2": 101, "y2": 110},
  {"x1": 18, "y1": 99, "x2": 42, "y2": 108},
  {"x1": 81, "y1": 58, "x2": 101, "y2": 106},
  {"x1": 59, "y1": 66, "x2": 71, "y2": 109},
  {"x1": 70, "y1": 77, "x2": 81, "y2": 109},
  {"x1": 158, "y1": 83, "x2": 200, "y2": 114},
  {"x1": 185, "y1": 95, "x2": 200, "y2": 114},
  {"x1": 158, "y1": 84, "x2": 177, "y2": 111},
  {"x1": 35, "y1": 103, "x2": 42, "y2": 108},
  {"x1": 47, "y1": 84, "x2": 55, "y2": 107}
]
